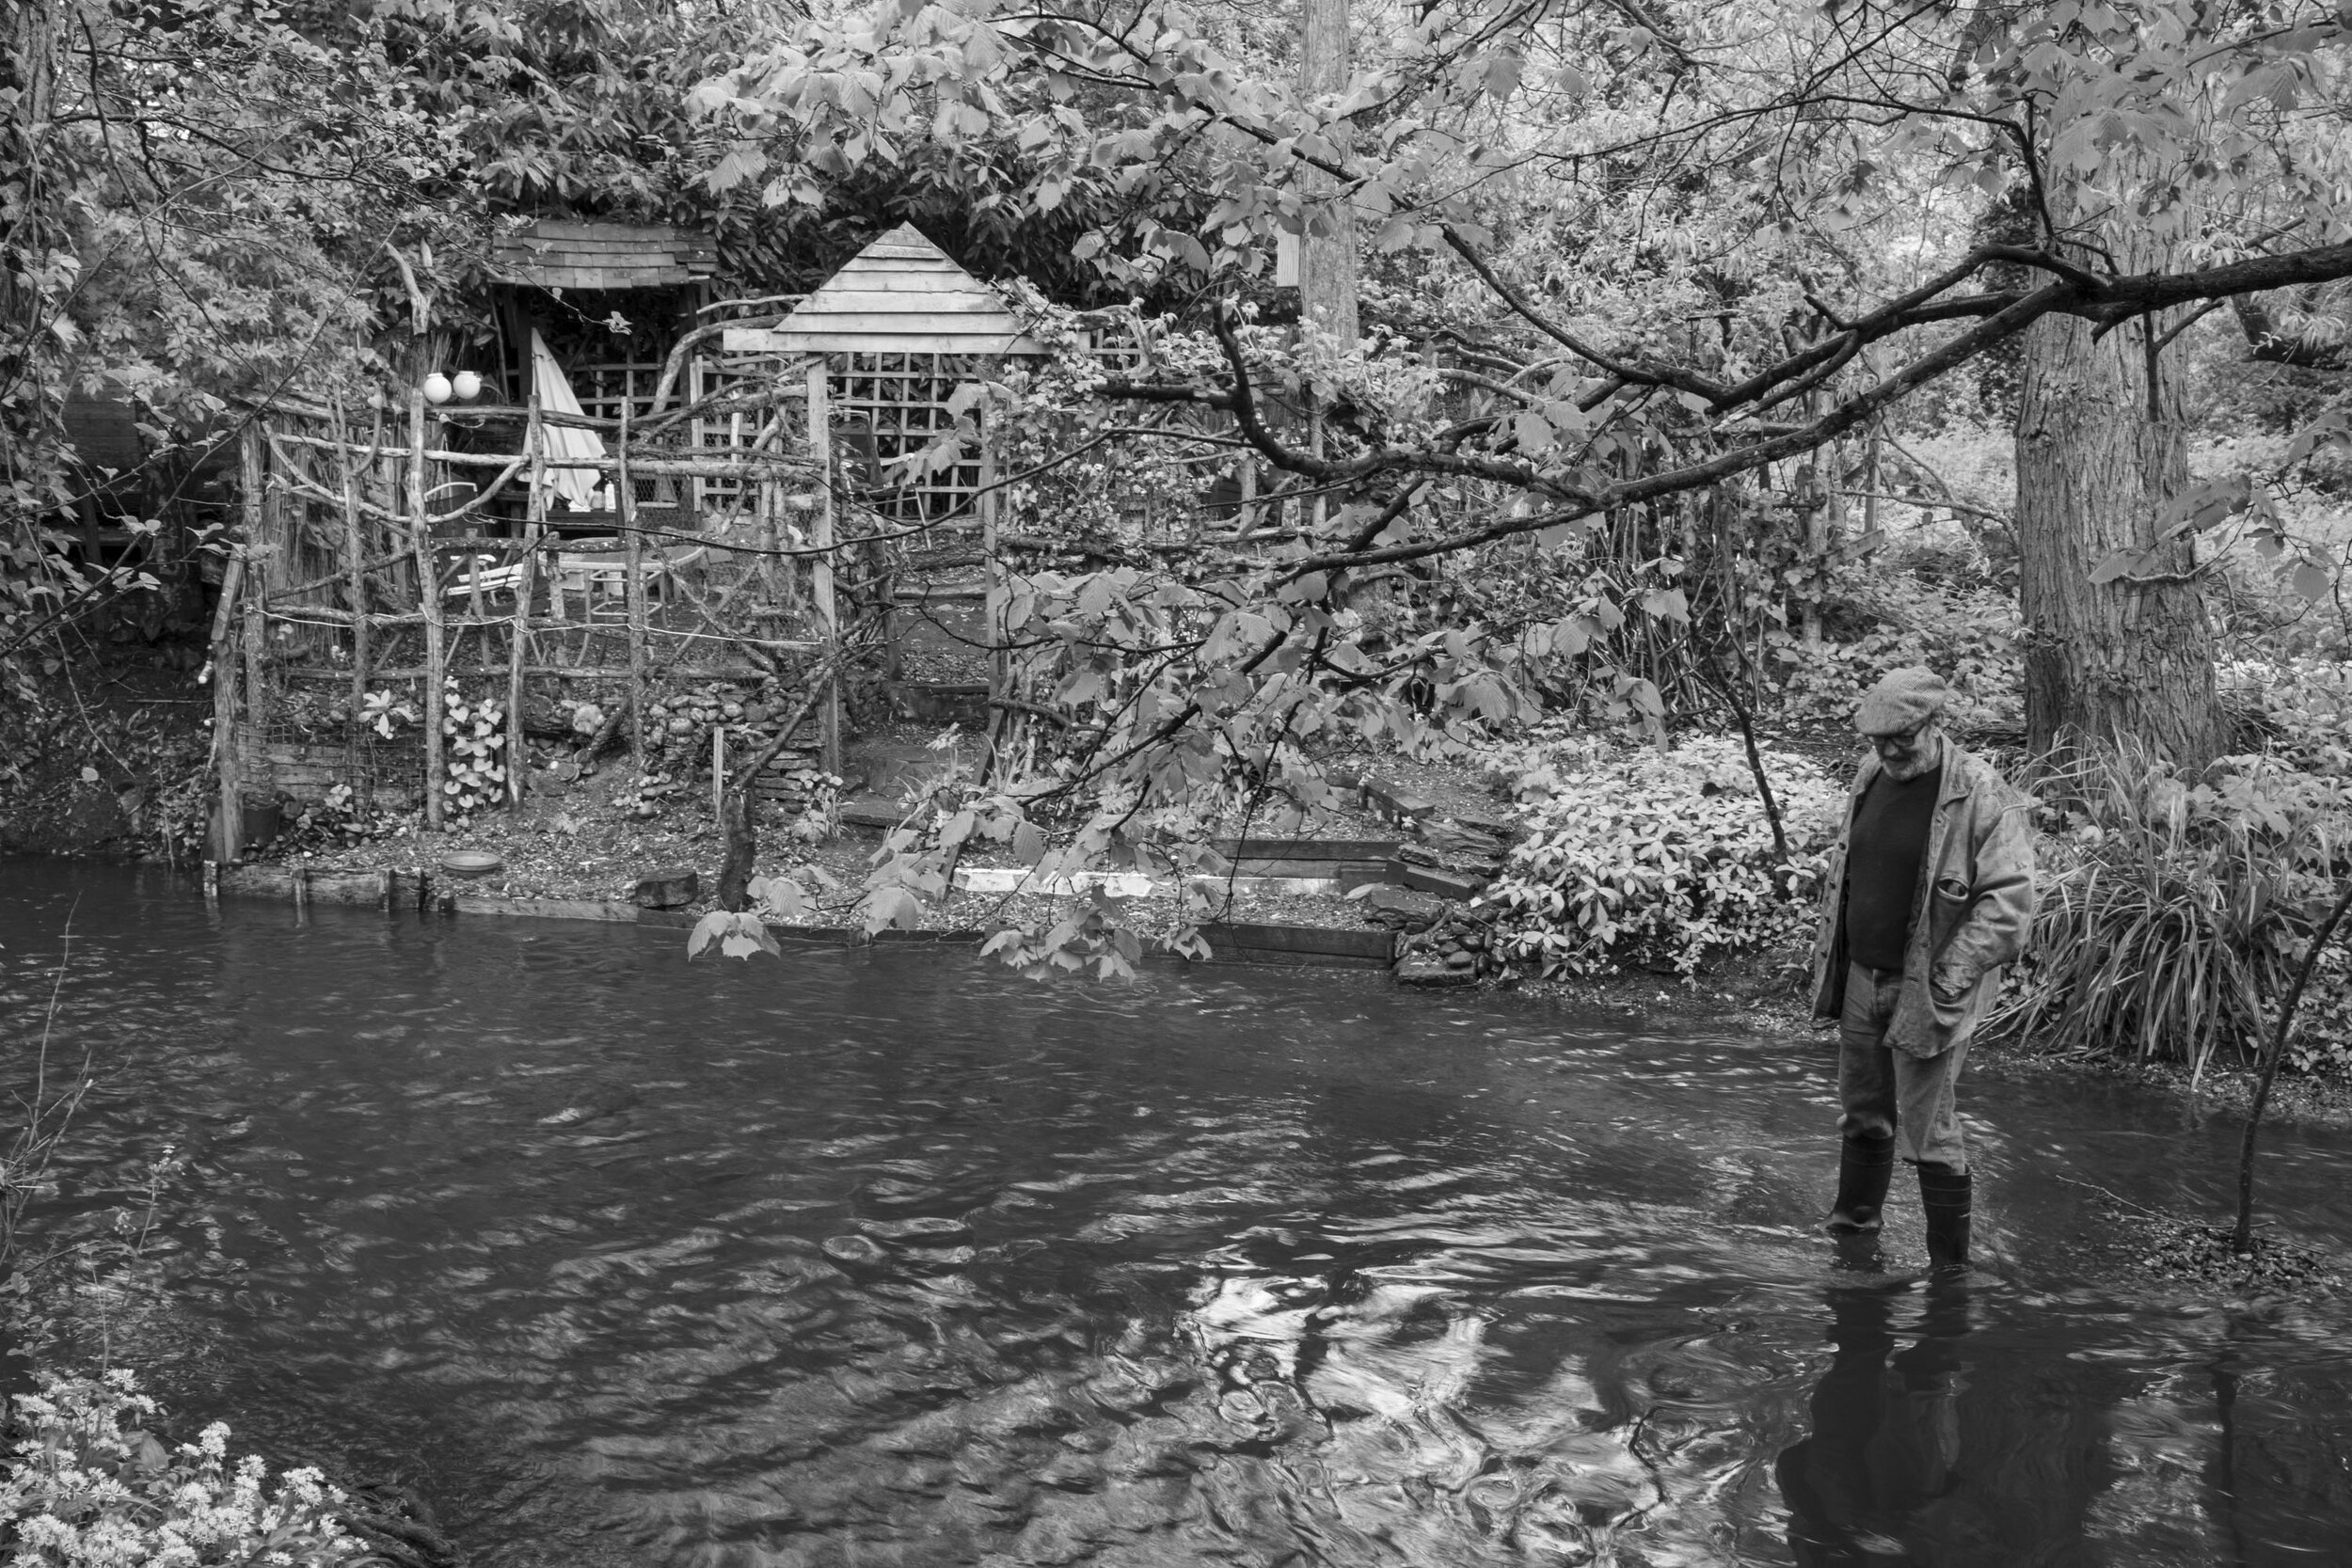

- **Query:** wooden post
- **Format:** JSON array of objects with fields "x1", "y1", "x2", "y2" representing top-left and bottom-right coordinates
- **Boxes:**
[
  {"x1": 241, "y1": 580, "x2": 266, "y2": 761},
  {"x1": 210, "y1": 542, "x2": 246, "y2": 863},
  {"x1": 330, "y1": 398, "x2": 370, "y2": 768},
  {"x1": 621, "y1": 396, "x2": 649, "y2": 765},
  {"x1": 805, "y1": 361, "x2": 841, "y2": 778},
  {"x1": 1861, "y1": 425, "x2": 1883, "y2": 552},
  {"x1": 509, "y1": 393, "x2": 542, "y2": 809},
  {"x1": 712, "y1": 725, "x2": 724, "y2": 827},
  {"x1": 758, "y1": 471, "x2": 779, "y2": 604},
  {"x1": 980, "y1": 425, "x2": 1009, "y2": 710},
  {"x1": 1799, "y1": 461, "x2": 1826, "y2": 650},
  {"x1": 408, "y1": 385, "x2": 447, "y2": 831},
  {"x1": 528, "y1": 401, "x2": 557, "y2": 622},
  {"x1": 1307, "y1": 410, "x2": 1326, "y2": 533}
]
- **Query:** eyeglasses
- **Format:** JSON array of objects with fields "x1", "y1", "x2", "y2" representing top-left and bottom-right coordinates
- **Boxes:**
[{"x1": 1870, "y1": 721, "x2": 1934, "y2": 748}]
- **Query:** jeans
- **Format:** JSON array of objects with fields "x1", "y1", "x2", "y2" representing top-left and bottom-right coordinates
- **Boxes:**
[{"x1": 1837, "y1": 960, "x2": 1971, "y2": 1171}]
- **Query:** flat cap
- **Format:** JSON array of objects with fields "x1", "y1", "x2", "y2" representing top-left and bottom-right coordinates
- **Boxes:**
[{"x1": 1855, "y1": 666, "x2": 1951, "y2": 735}]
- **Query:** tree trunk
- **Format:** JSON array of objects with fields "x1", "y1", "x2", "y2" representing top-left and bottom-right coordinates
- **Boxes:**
[
  {"x1": 1296, "y1": 0, "x2": 1358, "y2": 350},
  {"x1": 2015, "y1": 166, "x2": 2223, "y2": 769}
]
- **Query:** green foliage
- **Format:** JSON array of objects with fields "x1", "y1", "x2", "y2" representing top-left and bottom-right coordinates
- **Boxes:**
[
  {"x1": 687, "y1": 909, "x2": 780, "y2": 962},
  {"x1": 1987, "y1": 746, "x2": 2349, "y2": 1076},
  {"x1": 438, "y1": 682, "x2": 507, "y2": 817},
  {"x1": 2221, "y1": 657, "x2": 2352, "y2": 773},
  {"x1": 1484, "y1": 734, "x2": 1844, "y2": 976},
  {"x1": 0, "y1": 1370, "x2": 365, "y2": 1567},
  {"x1": 1775, "y1": 569, "x2": 2025, "y2": 731}
]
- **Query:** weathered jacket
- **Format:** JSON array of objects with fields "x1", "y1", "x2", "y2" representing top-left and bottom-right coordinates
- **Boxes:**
[{"x1": 1807, "y1": 741, "x2": 2037, "y2": 1057}]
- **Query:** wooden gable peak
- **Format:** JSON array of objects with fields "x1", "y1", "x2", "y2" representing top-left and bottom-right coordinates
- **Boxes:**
[{"x1": 725, "y1": 224, "x2": 1045, "y2": 357}]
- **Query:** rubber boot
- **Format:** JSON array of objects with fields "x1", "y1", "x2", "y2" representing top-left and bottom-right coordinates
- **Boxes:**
[
  {"x1": 1919, "y1": 1163, "x2": 1973, "y2": 1270},
  {"x1": 1822, "y1": 1135, "x2": 1895, "y2": 1234}
]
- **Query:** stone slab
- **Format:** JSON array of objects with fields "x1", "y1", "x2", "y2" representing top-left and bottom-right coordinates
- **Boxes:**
[
  {"x1": 1388, "y1": 861, "x2": 1490, "y2": 901},
  {"x1": 1362, "y1": 781, "x2": 1439, "y2": 825}
]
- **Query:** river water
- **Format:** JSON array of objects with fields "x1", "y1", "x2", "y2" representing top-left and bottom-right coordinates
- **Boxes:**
[{"x1": 4, "y1": 861, "x2": 2351, "y2": 1566}]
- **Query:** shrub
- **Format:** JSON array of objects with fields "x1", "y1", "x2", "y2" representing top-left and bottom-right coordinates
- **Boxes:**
[
  {"x1": 1483, "y1": 735, "x2": 1847, "y2": 975},
  {"x1": 1985, "y1": 745, "x2": 2351, "y2": 1079},
  {"x1": 0, "y1": 1370, "x2": 365, "y2": 1567},
  {"x1": 1775, "y1": 568, "x2": 2024, "y2": 733},
  {"x1": 2217, "y1": 657, "x2": 2352, "y2": 774}
]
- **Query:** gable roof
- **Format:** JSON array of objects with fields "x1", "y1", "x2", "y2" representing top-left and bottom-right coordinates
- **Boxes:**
[
  {"x1": 490, "y1": 218, "x2": 719, "y2": 292},
  {"x1": 721, "y1": 225, "x2": 1044, "y2": 357}
]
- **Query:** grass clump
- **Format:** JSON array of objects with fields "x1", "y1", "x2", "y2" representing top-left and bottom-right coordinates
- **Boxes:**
[{"x1": 1988, "y1": 744, "x2": 2351, "y2": 1082}]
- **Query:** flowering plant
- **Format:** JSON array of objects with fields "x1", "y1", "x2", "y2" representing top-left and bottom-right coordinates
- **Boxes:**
[{"x1": 0, "y1": 1370, "x2": 362, "y2": 1566}]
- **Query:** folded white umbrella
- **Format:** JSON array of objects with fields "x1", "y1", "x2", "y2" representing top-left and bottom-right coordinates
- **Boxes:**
[{"x1": 529, "y1": 327, "x2": 609, "y2": 511}]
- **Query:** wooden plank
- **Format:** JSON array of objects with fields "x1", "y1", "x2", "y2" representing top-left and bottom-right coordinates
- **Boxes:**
[
  {"x1": 306, "y1": 870, "x2": 391, "y2": 905},
  {"x1": 1211, "y1": 837, "x2": 1402, "y2": 861},
  {"x1": 1221, "y1": 858, "x2": 1390, "y2": 884},
  {"x1": 523, "y1": 264, "x2": 691, "y2": 290},
  {"x1": 1195, "y1": 922, "x2": 1396, "y2": 966},
  {"x1": 823, "y1": 261, "x2": 997, "y2": 282},
  {"x1": 771, "y1": 309, "x2": 1023, "y2": 335},
  {"x1": 508, "y1": 218, "x2": 693, "y2": 243},
  {"x1": 826, "y1": 261, "x2": 980, "y2": 282},
  {"x1": 452, "y1": 895, "x2": 641, "y2": 922},
  {"x1": 218, "y1": 865, "x2": 294, "y2": 898},
  {"x1": 795, "y1": 289, "x2": 1009, "y2": 314},
  {"x1": 737, "y1": 329, "x2": 1042, "y2": 356}
]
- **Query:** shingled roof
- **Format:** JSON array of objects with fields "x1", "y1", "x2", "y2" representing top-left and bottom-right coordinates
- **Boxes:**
[
  {"x1": 721, "y1": 225, "x2": 1043, "y2": 356},
  {"x1": 489, "y1": 218, "x2": 719, "y2": 292}
]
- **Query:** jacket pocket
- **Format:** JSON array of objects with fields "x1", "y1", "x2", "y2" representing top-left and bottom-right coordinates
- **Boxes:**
[{"x1": 1928, "y1": 876, "x2": 1972, "y2": 954}]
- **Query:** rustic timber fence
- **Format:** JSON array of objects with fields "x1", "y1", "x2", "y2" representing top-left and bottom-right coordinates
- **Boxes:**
[{"x1": 206, "y1": 370, "x2": 856, "y2": 855}]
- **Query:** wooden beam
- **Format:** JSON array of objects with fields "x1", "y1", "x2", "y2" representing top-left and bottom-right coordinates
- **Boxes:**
[
  {"x1": 507, "y1": 394, "x2": 542, "y2": 811},
  {"x1": 408, "y1": 386, "x2": 447, "y2": 831},
  {"x1": 215, "y1": 442, "x2": 256, "y2": 863},
  {"x1": 808, "y1": 362, "x2": 841, "y2": 777},
  {"x1": 329, "y1": 399, "x2": 371, "y2": 741},
  {"x1": 621, "y1": 398, "x2": 648, "y2": 766}
]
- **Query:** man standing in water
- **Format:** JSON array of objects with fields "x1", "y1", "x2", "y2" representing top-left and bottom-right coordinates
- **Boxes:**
[{"x1": 1808, "y1": 667, "x2": 2035, "y2": 1268}]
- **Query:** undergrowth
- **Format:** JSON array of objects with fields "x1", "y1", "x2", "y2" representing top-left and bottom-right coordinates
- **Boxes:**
[
  {"x1": 1988, "y1": 744, "x2": 2351, "y2": 1080},
  {"x1": 1482, "y1": 733, "x2": 1846, "y2": 976}
]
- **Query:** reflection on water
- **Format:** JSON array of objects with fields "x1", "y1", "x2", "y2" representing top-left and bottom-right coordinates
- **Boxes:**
[
  {"x1": 1778, "y1": 1281, "x2": 1969, "y2": 1564},
  {"x1": 3, "y1": 860, "x2": 2351, "y2": 1566}
]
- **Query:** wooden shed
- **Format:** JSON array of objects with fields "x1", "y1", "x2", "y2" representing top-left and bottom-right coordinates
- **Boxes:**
[
  {"x1": 488, "y1": 218, "x2": 719, "y2": 293},
  {"x1": 722, "y1": 224, "x2": 1042, "y2": 520},
  {"x1": 484, "y1": 218, "x2": 723, "y2": 427}
]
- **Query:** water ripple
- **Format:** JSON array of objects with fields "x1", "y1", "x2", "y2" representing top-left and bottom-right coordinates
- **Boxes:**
[{"x1": 5, "y1": 860, "x2": 2352, "y2": 1566}]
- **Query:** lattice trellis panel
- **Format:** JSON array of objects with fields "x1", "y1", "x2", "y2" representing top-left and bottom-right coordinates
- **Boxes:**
[
  {"x1": 690, "y1": 355, "x2": 802, "y2": 512},
  {"x1": 834, "y1": 351, "x2": 984, "y2": 523}
]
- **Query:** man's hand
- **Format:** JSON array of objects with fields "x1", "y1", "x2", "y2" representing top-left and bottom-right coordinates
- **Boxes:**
[{"x1": 1930, "y1": 964, "x2": 1972, "y2": 1005}]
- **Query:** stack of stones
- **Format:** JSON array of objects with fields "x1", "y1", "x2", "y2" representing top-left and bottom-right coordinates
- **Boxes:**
[
  {"x1": 751, "y1": 745, "x2": 830, "y2": 816},
  {"x1": 635, "y1": 680, "x2": 842, "y2": 821},
  {"x1": 1393, "y1": 906, "x2": 1508, "y2": 987},
  {"x1": 1412, "y1": 810, "x2": 1523, "y2": 881}
]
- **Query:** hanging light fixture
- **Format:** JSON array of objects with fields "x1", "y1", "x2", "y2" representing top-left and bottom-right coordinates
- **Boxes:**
[
  {"x1": 452, "y1": 370, "x2": 483, "y2": 401},
  {"x1": 422, "y1": 372, "x2": 453, "y2": 404}
]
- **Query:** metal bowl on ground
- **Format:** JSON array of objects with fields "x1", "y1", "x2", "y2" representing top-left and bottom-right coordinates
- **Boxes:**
[{"x1": 439, "y1": 849, "x2": 504, "y2": 879}]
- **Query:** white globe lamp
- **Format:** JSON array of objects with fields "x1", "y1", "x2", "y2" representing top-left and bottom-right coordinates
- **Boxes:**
[{"x1": 421, "y1": 372, "x2": 453, "y2": 404}]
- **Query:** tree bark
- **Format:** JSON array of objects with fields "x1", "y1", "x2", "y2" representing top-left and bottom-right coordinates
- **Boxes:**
[
  {"x1": 1297, "y1": 0, "x2": 1358, "y2": 351},
  {"x1": 2015, "y1": 160, "x2": 2224, "y2": 769}
]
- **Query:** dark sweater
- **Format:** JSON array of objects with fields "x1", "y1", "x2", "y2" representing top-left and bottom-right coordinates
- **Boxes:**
[{"x1": 1843, "y1": 765, "x2": 1942, "y2": 972}]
